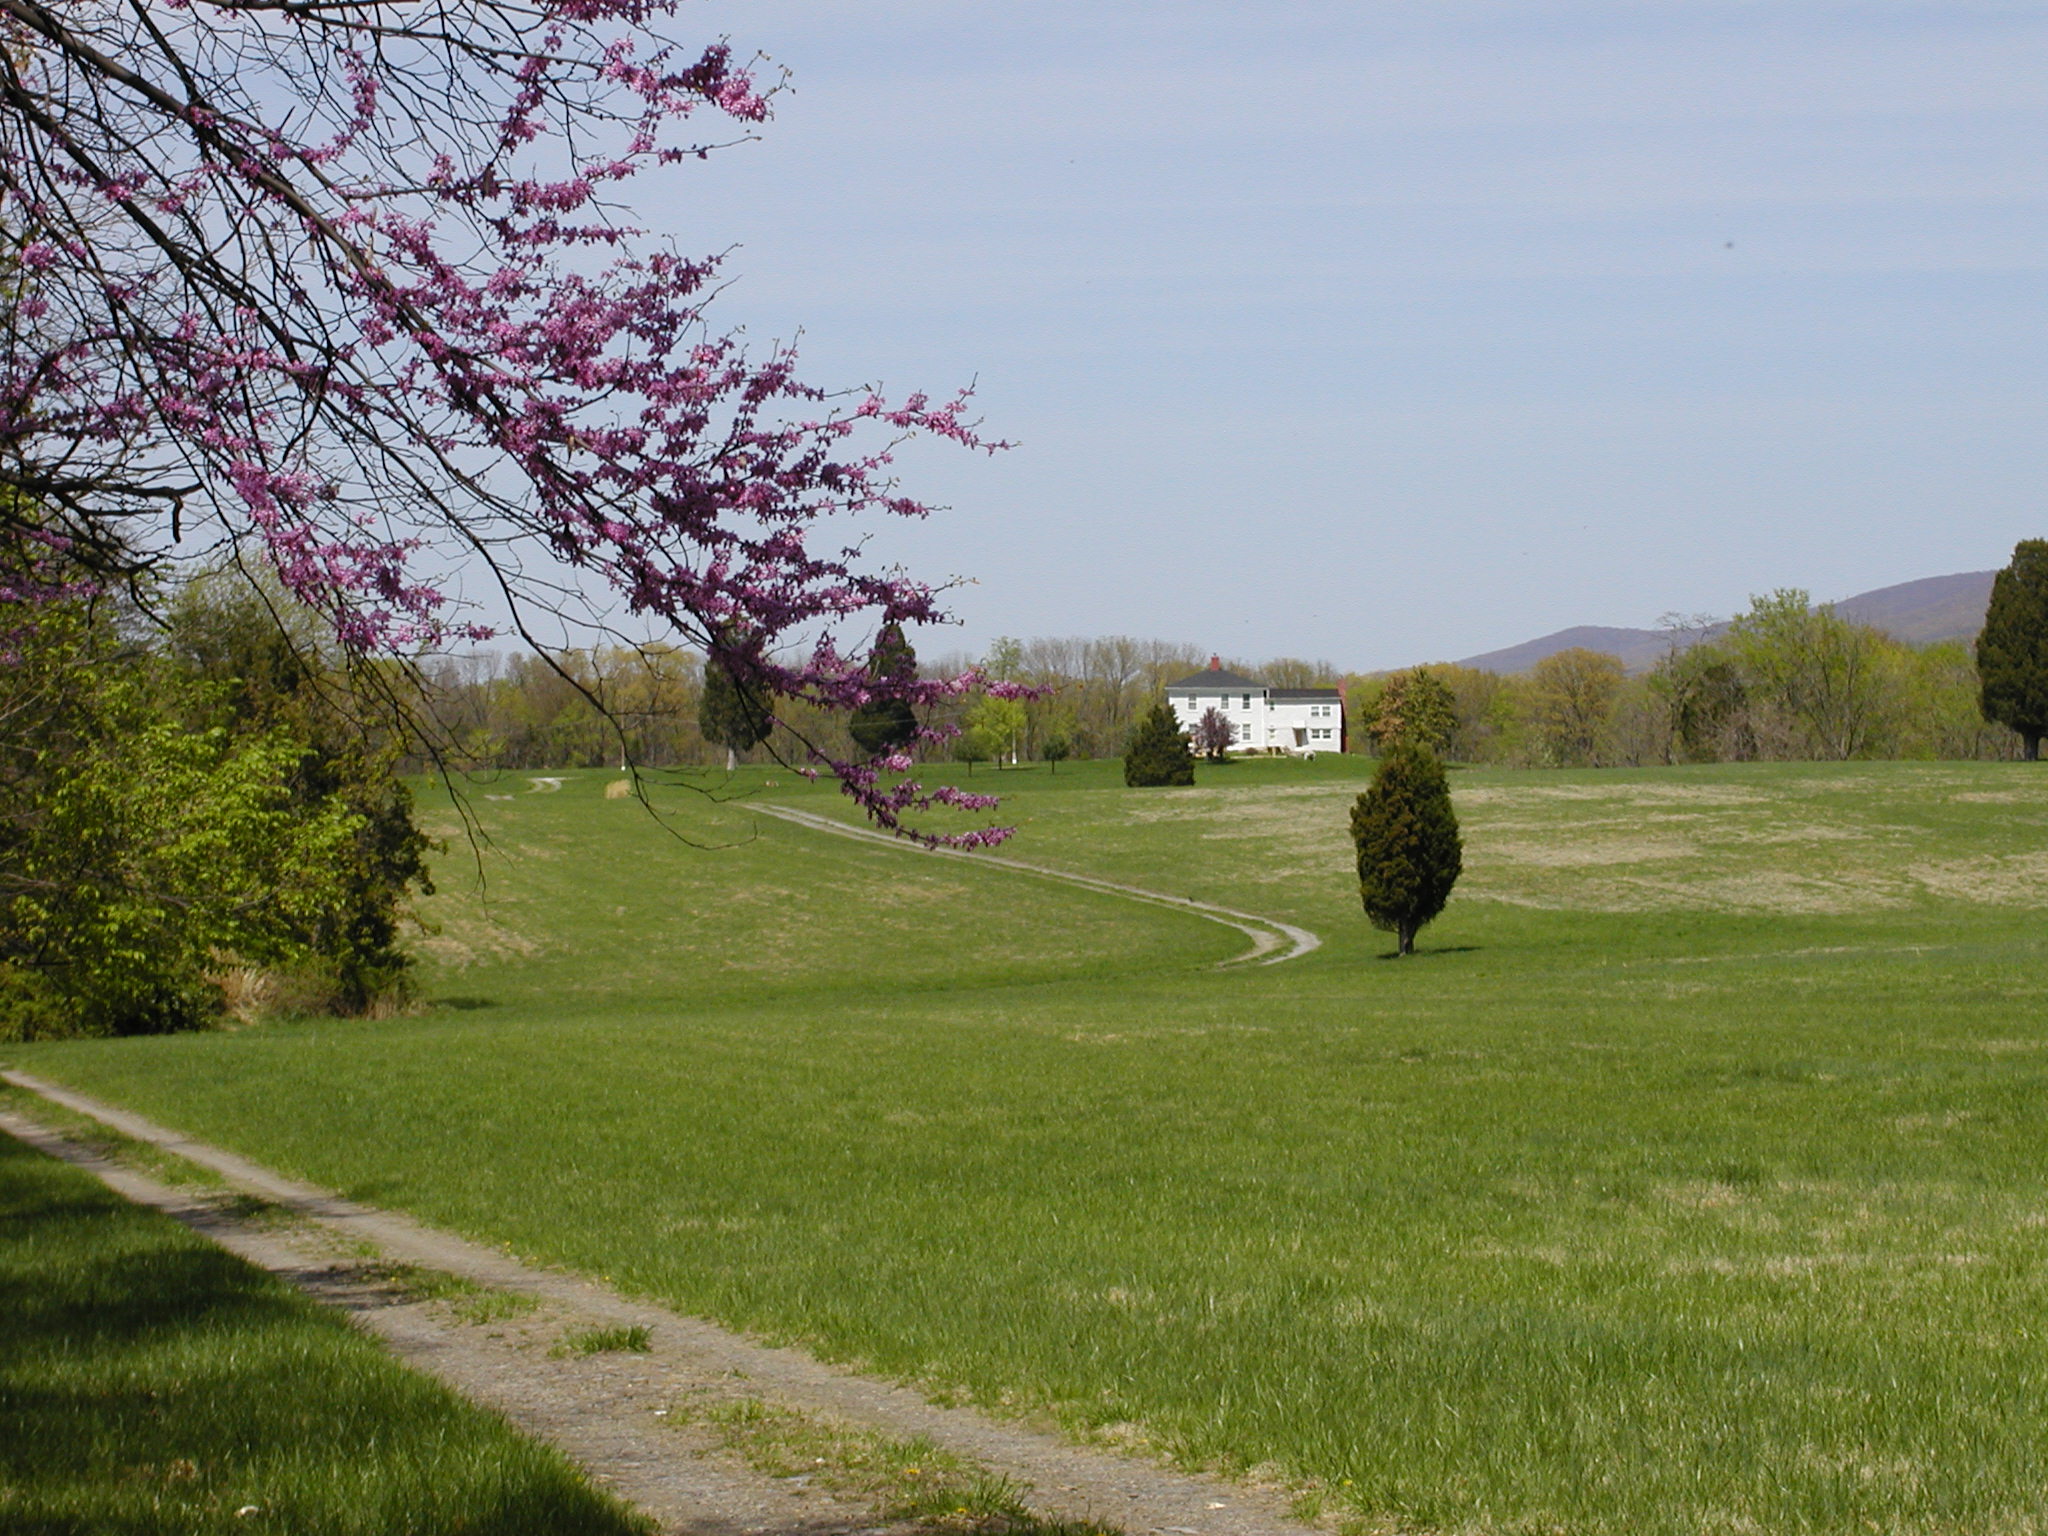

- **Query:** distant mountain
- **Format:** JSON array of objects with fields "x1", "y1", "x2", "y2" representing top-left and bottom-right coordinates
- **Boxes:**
[
  {"x1": 1457, "y1": 625, "x2": 1695, "y2": 677},
  {"x1": 1831, "y1": 571, "x2": 1994, "y2": 645},
  {"x1": 1452, "y1": 571, "x2": 1994, "y2": 676}
]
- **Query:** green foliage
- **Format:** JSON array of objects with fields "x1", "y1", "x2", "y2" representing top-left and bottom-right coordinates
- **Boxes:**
[
  {"x1": 1729, "y1": 589, "x2": 1894, "y2": 760},
  {"x1": 699, "y1": 650, "x2": 773, "y2": 760},
  {"x1": 1976, "y1": 539, "x2": 2048, "y2": 759},
  {"x1": 1653, "y1": 646, "x2": 1752, "y2": 762},
  {"x1": 1528, "y1": 647, "x2": 1625, "y2": 766},
  {"x1": 0, "y1": 575, "x2": 433, "y2": 1037},
  {"x1": 555, "y1": 1324, "x2": 652, "y2": 1356},
  {"x1": 1040, "y1": 732, "x2": 1072, "y2": 773},
  {"x1": 849, "y1": 623, "x2": 921, "y2": 756},
  {"x1": 1121, "y1": 699, "x2": 1194, "y2": 787},
  {"x1": 965, "y1": 693, "x2": 1027, "y2": 768},
  {"x1": 169, "y1": 573, "x2": 435, "y2": 1011},
  {"x1": 1370, "y1": 667, "x2": 1456, "y2": 756},
  {"x1": 1349, "y1": 743, "x2": 1462, "y2": 954}
]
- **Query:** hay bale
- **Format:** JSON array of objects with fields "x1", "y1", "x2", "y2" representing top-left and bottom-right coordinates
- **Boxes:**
[{"x1": 605, "y1": 779, "x2": 632, "y2": 800}]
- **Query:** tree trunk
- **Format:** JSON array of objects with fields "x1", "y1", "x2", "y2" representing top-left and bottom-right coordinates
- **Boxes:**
[
  {"x1": 2028, "y1": 732, "x2": 2041, "y2": 762},
  {"x1": 725, "y1": 745, "x2": 736, "y2": 772},
  {"x1": 1397, "y1": 922, "x2": 1416, "y2": 956}
]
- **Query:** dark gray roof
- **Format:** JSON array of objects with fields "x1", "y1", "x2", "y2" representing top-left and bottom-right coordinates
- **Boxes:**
[
  {"x1": 1167, "y1": 666, "x2": 1264, "y2": 691},
  {"x1": 1271, "y1": 687, "x2": 1342, "y2": 701}
]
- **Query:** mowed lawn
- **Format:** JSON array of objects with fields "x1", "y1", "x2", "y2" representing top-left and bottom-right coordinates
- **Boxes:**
[
  {"x1": 12, "y1": 759, "x2": 2048, "y2": 1535},
  {"x1": 0, "y1": 1129, "x2": 645, "y2": 1534}
]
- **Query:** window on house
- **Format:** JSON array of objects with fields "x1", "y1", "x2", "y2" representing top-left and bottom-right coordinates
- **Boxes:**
[{"x1": 1242, "y1": 694, "x2": 1251, "y2": 709}]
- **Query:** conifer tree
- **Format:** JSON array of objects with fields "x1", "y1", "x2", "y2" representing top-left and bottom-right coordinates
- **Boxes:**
[
  {"x1": 700, "y1": 653, "x2": 773, "y2": 772},
  {"x1": 1124, "y1": 701, "x2": 1196, "y2": 787},
  {"x1": 1350, "y1": 743, "x2": 1462, "y2": 956},
  {"x1": 849, "y1": 623, "x2": 921, "y2": 757},
  {"x1": 1978, "y1": 540, "x2": 2048, "y2": 760}
]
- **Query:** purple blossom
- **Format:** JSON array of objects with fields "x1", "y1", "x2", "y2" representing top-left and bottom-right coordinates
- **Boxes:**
[{"x1": 0, "y1": 0, "x2": 1011, "y2": 844}]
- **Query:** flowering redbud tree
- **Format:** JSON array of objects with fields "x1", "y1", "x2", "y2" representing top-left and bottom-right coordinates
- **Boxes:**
[
  {"x1": 1192, "y1": 706, "x2": 1235, "y2": 762},
  {"x1": 0, "y1": 0, "x2": 1009, "y2": 841}
]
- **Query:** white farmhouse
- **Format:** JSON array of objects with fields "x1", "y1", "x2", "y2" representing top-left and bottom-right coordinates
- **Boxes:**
[{"x1": 1165, "y1": 657, "x2": 1346, "y2": 756}]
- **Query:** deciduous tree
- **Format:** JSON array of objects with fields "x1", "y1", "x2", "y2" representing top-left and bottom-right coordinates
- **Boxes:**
[
  {"x1": 1370, "y1": 668, "x2": 1456, "y2": 756},
  {"x1": 1192, "y1": 706, "x2": 1235, "y2": 762},
  {"x1": 1729, "y1": 591, "x2": 1892, "y2": 761},
  {"x1": 0, "y1": 0, "x2": 1001, "y2": 840},
  {"x1": 1529, "y1": 648, "x2": 1624, "y2": 766}
]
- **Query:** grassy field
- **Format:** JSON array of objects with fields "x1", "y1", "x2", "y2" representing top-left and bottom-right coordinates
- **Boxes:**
[
  {"x1": 0, "y1": 1128, "x2": 645, "y2": 1534},
  {"x1": 9, "y1": 757, "x2": 2048, "y2": 1535}
]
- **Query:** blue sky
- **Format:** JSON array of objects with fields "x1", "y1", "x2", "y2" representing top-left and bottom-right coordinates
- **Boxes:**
[{"x1": 650, "y1": 1, "x2": 2048, "y2": 668}]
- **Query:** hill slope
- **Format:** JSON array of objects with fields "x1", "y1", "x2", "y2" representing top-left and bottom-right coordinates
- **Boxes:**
[{"x1": 1453, "y1": 570, "x2": 1993, "y2": 675}]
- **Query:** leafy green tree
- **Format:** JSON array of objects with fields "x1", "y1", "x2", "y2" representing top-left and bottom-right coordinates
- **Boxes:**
[
  {"x1": 1349, "y1": 743, "x2": 1462, "y2": 956},
  {"x1": 949, "y1": 727, "x2": 992, "y2": 774},
  {"x1": 1977, "y1": 540, "x2": 2048, "y2": 760},
  {"x1": 849, "y1": 623, "x2": 920, "y2": 757},
  {"x1": 1528, "y1": 648, "x2": 1624, "y2": 766},
  {"x1": 1123, "y1": 700, "x2": 1195, "y2": 787},
  {"x1": 0, "y1": 588, "x2": 402, "y2": 1037},
  {"x1": 1729, "y1": 590, "x2": 1893, "y2": 760},
  {"x1": 167, "y1": 573, "x2": 434, "y2": 1011},
  {"x1": 699, "y1": 649, "x2": 773, "y2": 771},
  {"x1": 1041, "y1": 732, "x2": 1072, "y2": 773},
  {"x1": 1370, "y1": 668, "x2": 1456, "y2": 756},
  {"x1": 1651, "y1": 643, "x2": 1752, "y2": 763},
  {"x1": 965, "y1": 693, "x2": 1027, "y2": 768}
]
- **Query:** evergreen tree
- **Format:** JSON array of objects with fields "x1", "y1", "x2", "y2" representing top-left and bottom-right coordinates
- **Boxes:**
[
  {"x1": 849, "y1": 622, "x2": 920, "y2": 757},
  {"x1": 1123, "y1": 700, "x2": 1195, "y2": 787},
  {"x1": 1978, "y1": 540, "x2": 2048, "y2": 761},
  {"x1": 700, "y1": 650, "x2": 773, "y2": 771},
  {"x1": 1350, "y1": 743, "x2": 1462, "y2": 956}
]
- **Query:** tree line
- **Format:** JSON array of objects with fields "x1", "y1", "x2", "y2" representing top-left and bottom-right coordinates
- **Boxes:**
[
  {"x1": 413, "y1": 635, "x2": 1346, "y2": 773},
  {"x1": 415, "y1": 586, "x2": 2030, "y2": 776},
  {"x1": 2, "y1": 569, "x2": 429, "y2": 1041},
  {"x1": 1358, "y1": 589, "x2": 2023, "y2": 767}
]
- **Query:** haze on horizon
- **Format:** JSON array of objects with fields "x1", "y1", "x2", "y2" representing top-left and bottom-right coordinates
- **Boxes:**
[{"x1": 535, "y1": 1, "x2": 2048, "y2": 672}]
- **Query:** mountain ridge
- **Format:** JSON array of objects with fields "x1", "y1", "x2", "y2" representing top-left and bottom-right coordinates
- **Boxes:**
[{"x1": 1449, "y1": 571, "x2": 1995, "y2": 676}]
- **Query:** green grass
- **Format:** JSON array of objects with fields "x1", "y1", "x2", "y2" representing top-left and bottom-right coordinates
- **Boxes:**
[
  {"x1": 0, "y1": 1131, "x2": 645, "y2": 1534},
  {"x1": 555, "y1": 1323, "x2": 651, "y2": 1356},
  {"x1": 11, "y1": 759, "x2": 2048, "y2": 1535},
  {"x1": 368, "y1": 1260, "x2": 542, "y2": 1325},
  {"x1": 682, "y1": 1395, "x2": 1115, "y2": 1536}
]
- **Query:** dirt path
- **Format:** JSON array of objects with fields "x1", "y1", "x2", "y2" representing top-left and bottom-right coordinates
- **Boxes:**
[
  {"x1": 3, "y1": 1071, "x2": 1321, "y2": 1536},
  {"x1": 753, "y1": 805, "x2": 1320, "y2": 966}
]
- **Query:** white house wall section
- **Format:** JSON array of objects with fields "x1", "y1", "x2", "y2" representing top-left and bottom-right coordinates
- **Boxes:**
[{"x1": 1165, "y1": 660, "x2": 1345, "y2": 756}]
